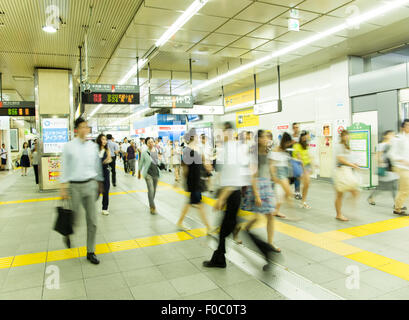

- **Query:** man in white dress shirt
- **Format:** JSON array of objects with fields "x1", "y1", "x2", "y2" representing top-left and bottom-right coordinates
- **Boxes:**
[
  {"x1": 60, "y1": 117, "x2": 103, "y2": 265},
  {"x1": 391, "y1": 119, "x2": 409, "y2": 215}
]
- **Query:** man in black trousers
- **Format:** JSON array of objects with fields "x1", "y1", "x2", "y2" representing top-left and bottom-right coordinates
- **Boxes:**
[
  {"x1": 106, "y1": 134, "x2": 119, "y2": 187},
  {"x1": 203, "y1": 122, "x2": 245, "y2": 268}
]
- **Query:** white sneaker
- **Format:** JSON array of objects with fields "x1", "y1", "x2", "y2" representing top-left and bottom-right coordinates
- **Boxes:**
[
  {"x1": 177, "y1": 222, "x2": 188, "y2": 231},
  {"x1": 102, "y1": 210, "x2": 109, "y2": 215}
]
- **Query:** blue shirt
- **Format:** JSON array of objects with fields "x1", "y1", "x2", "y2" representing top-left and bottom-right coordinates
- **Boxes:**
[
  {"x1": 60, "y1": 138, "x2": 103, "y2": 183},
  {"x1": 107, "y1": 140, "x2": 119, "y2": 157}
]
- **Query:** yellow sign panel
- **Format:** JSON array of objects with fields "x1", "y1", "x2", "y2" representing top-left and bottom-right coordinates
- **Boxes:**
[
  {"x1": 236, "y1": 108, "x2": 259, "y2": 128},
  {"x1": 225, "y1": 89, "x2": 260, "y2": 108}
]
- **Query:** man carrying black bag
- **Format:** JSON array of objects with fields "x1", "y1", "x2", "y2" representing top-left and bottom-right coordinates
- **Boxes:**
[{"x1": 60, "y1": 117, "x2": 104, "y2": 265}]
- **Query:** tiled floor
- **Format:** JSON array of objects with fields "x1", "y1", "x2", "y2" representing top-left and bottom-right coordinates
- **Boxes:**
[{"x1": 1, "y1": 163, "x2": 409, "y2": 300}]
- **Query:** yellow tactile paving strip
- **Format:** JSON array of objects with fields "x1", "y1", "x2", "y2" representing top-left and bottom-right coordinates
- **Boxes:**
[
  {"x1": 0, "y1": 230, "x2": 202, "y2": 270},
  {"x1": 2, "y1": 174, "x2": 409, "y2": 284},
  {"x1": 0, "y1": 190, "x2": 148, "y2": 206}
]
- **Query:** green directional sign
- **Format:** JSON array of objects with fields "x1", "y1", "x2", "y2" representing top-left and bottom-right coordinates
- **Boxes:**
[
  {"x1": 80, "y1": 84, "x2": 139, "y2": 94},
  {"x1": 150, "y1": 94, "x2": 193, "y2": 109}
]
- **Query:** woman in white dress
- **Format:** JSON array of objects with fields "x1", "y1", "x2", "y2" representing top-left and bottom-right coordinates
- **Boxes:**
[{"x1": 333, "y1": 130, "x2": 361, "y2": 221}]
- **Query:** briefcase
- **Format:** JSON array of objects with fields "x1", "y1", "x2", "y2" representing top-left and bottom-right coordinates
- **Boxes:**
[{"x1": 54, "y1": 202, "x2": 74, "y2": 236}]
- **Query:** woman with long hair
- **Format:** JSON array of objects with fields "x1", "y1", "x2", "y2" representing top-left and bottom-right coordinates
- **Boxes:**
[
  {"x1": 333, "y1": 130, "x2": 360, "y2": 221},
  {"x1": 19, "y1": 142, "x2": 31, "y2": 176},
  {"x1": 270, "y1": 132, "x2": 294, "y2": 218},
  {"x1": 96, "y1": 134, "x2": 112, "y2": 215},
  {"x1": 293, "y1": 131, "x2": 313, "y2": 209},
  {"x1": 235, "y1": 130, "x2": 281, "y2": 270},
  {"x1": 139, "y1": 137, "x2": 160, "y2": 215}
]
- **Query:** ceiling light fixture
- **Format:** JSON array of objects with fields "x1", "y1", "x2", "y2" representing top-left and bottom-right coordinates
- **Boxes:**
[
  {"x1": 118, "y1": 0, "x2": 209, "y2": 86},
  {"x1": 87, "y1": 104, "x2": 103, "y2": 120},
  {"x1": 155, "y1": 0, "x2": 209, "y2": 48},
  {"x1": 182, "y1": 0, "x2": 409, "y2": 95},
  {"x1": 42, "y1": 25, "x2": 58, "y2": 33},
  {"x1": 118, "y1": 58, "x2": 148, "y2": 85}
]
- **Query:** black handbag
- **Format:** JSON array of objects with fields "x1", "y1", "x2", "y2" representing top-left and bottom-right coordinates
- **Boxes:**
[{"x1": 54, "y1": 201, "x2": 74, "y2": 237}]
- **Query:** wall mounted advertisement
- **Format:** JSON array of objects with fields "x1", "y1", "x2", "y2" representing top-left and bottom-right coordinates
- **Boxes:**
[
  {"x1": 236, "y1": 108, "x2": 259, "y2": 129},
  {"x1": 47, "y1": 157, "x2": 61, "y2": 182},
  {"x1": 42, "y1": 118, "x2": 69, "y2": 154},
  {"x1": 347, "y1": 123, "x2": 371, "y2": 170},
  {"x1": 10, "y1": 128, "x2": 19, "y2": 152},
  {"x1": 322, "y1": 123, "x2": 332, "y2": 137}
]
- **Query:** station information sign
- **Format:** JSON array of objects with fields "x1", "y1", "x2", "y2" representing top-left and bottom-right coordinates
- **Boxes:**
[
  {"x1": 81, "y1": 84, "x2": 140, "y2": 105},
  {"x1": 150, "y1": 94, "x2": 193, "y2": 109},
  {"x1": 172, "y1": 105, "x2": 224, "y2": 115},
  {"x1": 0, "y1": 101, "x2": 35, "y2": 117}
]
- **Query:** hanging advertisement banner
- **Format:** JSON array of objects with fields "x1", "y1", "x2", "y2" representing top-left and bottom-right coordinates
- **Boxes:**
[
  {"x1": 225, "y1": 89, "x2": 260, "y2": 108},
  {"x1": 236, "y1": 108, "x2": 259, "y2": 128},
  {"x1": 42, "y1": 118, "x2": 69, "y2": 154}
]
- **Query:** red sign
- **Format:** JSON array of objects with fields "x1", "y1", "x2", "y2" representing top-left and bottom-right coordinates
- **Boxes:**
[
  {"x1": 135, "y1": 128, "x2": 145, "y2": 134},
  {"x1": 111, "y1": 85, "x2": 116, "y2": 93},
  {"x1": 277, "y1": 125, "x2": 289, "y2": 130},
  {"x1": 0, "y1": 101, "x2": 3, "y2": 107}
]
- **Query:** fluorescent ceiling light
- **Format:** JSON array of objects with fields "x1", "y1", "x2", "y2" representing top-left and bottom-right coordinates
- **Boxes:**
[
  {"x1": 182, "y1": 0, "x2": 409, "y2": 95},
  {"x1": 42, "y1": 25, "x2": 58, "y2": 33},
  {"x1": 155, "y1": 0, "x2": 209, "y2": 48},
  {"x1": 118, "y1": 58, "x2": 148, "y2": 85},
  {"x1": 88, "y1": 104, "x2": 103, "y2": 119},
  {"x1": 118, "y1": 0, "x2": 209, "y2": 86}
]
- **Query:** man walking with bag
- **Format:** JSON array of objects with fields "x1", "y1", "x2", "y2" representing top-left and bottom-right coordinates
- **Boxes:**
[{"x1": 60, "y1": 117, "x2": 104, "y2": 265}]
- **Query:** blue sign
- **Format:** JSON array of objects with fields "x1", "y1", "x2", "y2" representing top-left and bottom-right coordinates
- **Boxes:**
[{"x1": 43, "y1": 128, "x2": 68, "y2": 144}]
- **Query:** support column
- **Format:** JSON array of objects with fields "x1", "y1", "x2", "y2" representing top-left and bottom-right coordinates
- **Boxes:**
[{"x1": 35, "y1": 68, "x2": 73, "y2": 191}]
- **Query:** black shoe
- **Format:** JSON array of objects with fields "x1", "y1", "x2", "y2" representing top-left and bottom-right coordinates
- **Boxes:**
[
  {"x1": 87, "y1": 253, "x2": 100, "y2": 265},
  {"x1": 394, "y1": 205, "x2": 407, "y2": 211},
  {"x1": 113, "y1": 184, "x2": 116, "y2": 187},
  {"x1": 263, "y1": 263, "x2": 272, "y2": 272},
  {"x1": 203, "y1": 260, "x2": 226, "y2": 268},
  {"x1": 203, "y1": 251, "x2": 226, "y2": 268},
  {"x1": 64, "y1": 236, "x2": 71, "y2": 249},
  {"x1": 393, "y1": 210, "x2": 408, "y2": 216}
]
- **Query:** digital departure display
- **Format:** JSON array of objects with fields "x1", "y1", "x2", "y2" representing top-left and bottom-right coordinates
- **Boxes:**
[
  {"x1": 80, "y1": 84, "x2": 140, "y2": 105},
  {"x1": 0, "y1": 101, "x2": 35, "y2": 117},
  {"x1": 82, "y1": 92, "x2": 140, "y2": 105},
  {"x1": 0, "y1": 107, "x2": 35, "y2": 117}
]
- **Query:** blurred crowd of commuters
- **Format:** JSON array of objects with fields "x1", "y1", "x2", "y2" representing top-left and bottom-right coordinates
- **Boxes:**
[{"x1": 51, "y1": 116, "x2": 409, "y2": 268}]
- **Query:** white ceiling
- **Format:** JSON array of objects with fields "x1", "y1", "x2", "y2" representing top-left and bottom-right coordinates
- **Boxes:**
[{"x1": 1, "y1": 0, "x2": 409, "y2": 121}]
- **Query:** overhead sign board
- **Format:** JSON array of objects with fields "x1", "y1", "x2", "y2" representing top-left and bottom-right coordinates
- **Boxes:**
[
  {"x1": 150, "y1": 95, "x2": 193, "y2": 109},
  {"x1": 253, "y1": 100, "x2": 281, "y2": 115},
  {"x1": 171, "y1": 105, "x2": 224, "y2": 115},
  {"x1": 0, "y1": 101, "x2": 35, "y2": 117},
  {"x1": 81, "y1": 84, "x2": 140, "y2": 105}
]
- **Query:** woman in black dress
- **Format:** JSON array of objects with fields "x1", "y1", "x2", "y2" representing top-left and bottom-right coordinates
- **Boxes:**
[{"x1": 20, "y1": 142, "x2": 31, "y2": 176}]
